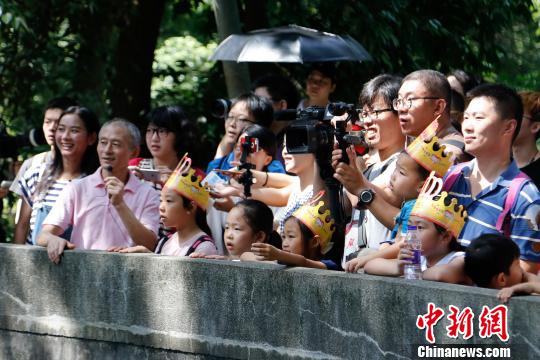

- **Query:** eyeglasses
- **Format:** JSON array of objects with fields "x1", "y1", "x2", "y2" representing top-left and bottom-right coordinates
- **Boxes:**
[
  {"x1": 359, "y1": 108, "x2": 393, "y2": 121},
  {"x1": 392, "y1": 97, "x2": 441, "y2": 110},
  {"x1": 225, "y1": 115, "x2": 255, "y2": 126},
  {"x1": 146, "y1": 127, "x2": 170, "y2": 137}
]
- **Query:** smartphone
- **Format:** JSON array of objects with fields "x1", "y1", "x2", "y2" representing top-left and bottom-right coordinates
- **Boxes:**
[
  {"x1": 138, "y1": 168, "x2": 161, "y2": 183},
  {"x1": 240, "y1": 136, "x2": 259, "y2": 153},
  {"x1": 202, "y1": 171, "x2": 227, "y2": 190}
]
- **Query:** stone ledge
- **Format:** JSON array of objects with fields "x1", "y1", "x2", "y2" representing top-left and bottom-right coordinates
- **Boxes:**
[{"x1": 0, "y1": 244, "x2": 539, "y2": 359}]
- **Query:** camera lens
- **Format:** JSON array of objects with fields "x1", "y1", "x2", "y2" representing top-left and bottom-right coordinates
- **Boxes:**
[{"x1": 210, "y1": 99, "x2": 231, "y2": 118}]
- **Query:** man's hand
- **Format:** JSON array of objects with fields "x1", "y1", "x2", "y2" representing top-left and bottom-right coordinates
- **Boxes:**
[
  {"x1": 47, "y1": 237, "x2": 75, "y2": 264},
  {"x1": 334, "y1": 146, "x2": 367, "y2": 195},
  {"x1": 251, "y1": 242, "x2": 280, "y2": 261},
  {"x1": 331, "y1": 146, "x2": 343, "y2": 170},
  {"x1": 104, "y1": 176, "x2": 125, "y2": 206}
]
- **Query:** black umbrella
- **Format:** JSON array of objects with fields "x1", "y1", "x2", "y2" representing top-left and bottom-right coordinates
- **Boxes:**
[{"x1": 210, "y1": 25, "x2": 372, "y2": 63}]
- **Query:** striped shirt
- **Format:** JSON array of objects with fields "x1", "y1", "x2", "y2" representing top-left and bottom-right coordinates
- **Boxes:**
[
  {"x1": 444, "y1": 159, "x2": 540, "y2": 262},
  {"x1": 18, "y1": 163, "x2": 71, "y2": 244},
  {"x1": 274, "y1": 178, "x2": 313, "y2": 236}
]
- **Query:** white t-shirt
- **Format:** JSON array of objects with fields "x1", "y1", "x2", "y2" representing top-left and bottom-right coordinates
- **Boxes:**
[
  {"x1": 421, "y1": 251, "x2": 464, "y2": 271},
  {"x1": 342, "y1": 153, "x2": 399, "y2": 268},
  {"x1": 159, "y1": 231, "x2": 217, "y2": 256}
]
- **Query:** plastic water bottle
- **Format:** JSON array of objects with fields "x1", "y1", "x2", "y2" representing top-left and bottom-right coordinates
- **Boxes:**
[{"x1": 403, "y1": 225, "x2": 422, "y2": 280}]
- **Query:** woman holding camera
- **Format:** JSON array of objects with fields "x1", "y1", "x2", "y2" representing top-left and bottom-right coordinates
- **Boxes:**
[
  {"x1": 128, "y1": 105, "x2": 203, "y2": 239},
  {"x1": 129, "y1": 105, "x2": 203, "y2": 189},
  {"x1": 209, "y1": 93, "x2": 285, "y2": 175},
  {"x1": 207, "y1": 124, "x2": 281, "y2": 253}
]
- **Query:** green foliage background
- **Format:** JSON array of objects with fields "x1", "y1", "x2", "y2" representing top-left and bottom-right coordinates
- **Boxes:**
[
  {"x1": 1, "y1": 0, "x2": 540, "y2": 241},
  {"x1": 1, "y1": 0, "x2": 539, "y2": 133}
]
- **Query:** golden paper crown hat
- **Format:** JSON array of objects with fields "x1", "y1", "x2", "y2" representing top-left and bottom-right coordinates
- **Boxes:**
[
  {"x1": 411, "y1": 172, "x2": 467, "y2": 238},
  {"x1": 164, "y1": 154, "x2": 210, "y2": 211},
  {"x1": 292, "y1": 192, "x2": 336, "y2": 254},
  {"x1": 406, "y1": 117, "x2": 454, "y2": 177}
]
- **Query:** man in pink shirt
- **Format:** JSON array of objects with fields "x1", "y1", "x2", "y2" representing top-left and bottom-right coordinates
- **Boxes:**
[{"x1": 38, "y1": 119, "x2": 160, "y2": 264}]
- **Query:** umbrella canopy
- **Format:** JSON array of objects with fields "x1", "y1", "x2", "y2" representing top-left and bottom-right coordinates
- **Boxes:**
[{"x1": 210, "y1": 25, "x2": 372, "y2": 63}]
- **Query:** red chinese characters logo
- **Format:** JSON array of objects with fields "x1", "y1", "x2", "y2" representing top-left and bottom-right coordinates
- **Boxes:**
[
  {"x1": 478, "y1": 305, "x2": 509, "y2": 341},
  {"x1": 417, "y1": 304, "x2": 508, "y2": 343},
  {"x1": 416, "y1": 303, "x2": 445, "y2": 344},
  {"x1": 446, "y1": 305, "x2": 474, "y2": 340}
]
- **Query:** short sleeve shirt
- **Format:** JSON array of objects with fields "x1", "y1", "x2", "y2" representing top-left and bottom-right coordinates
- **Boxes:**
[
  {"x1": 444, "y1": 159, "x2": 540, "y2": 262},
  {"x1": 44, "y1": 167, "x2": 160, "y2": 250}
]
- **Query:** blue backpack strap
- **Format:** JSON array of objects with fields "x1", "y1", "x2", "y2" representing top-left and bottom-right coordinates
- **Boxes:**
[
  {"x1": 186, "y1": 234, "x2": 213, "y2": 256},
  {"x1": 442, "y1": 161, "x2": 472, "y2": 192},
  {"x1": 496, "y1": 172, "x2": 531, "y2": 237}
]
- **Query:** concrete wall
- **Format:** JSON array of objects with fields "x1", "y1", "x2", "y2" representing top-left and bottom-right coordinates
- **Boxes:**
[{"x1": 0, "y1": 244, "x2": 539, "y2": 359}]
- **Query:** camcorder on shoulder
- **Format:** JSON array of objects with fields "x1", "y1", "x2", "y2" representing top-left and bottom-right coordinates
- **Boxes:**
[
  {"x1": 277, "y1": 102, "x2": 368, "y2": 228},
  {"x1": 280, "y1": 102, "x2": 366, "y2": 159}
]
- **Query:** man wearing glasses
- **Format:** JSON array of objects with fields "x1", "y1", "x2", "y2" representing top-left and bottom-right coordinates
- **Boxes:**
[
  {"x1": 340, "y1": 74, "x2": 406, "y2": 270},
  {"x1": 394, "y1": 69, "x2": 466, "y2": 162}
]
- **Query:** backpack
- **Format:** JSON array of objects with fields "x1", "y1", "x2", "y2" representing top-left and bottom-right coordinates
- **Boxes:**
[
  {"x1": 442, "y1": 161, "x2": 530, "y2": 237},
  {"x1": 155, "y1": 233, "x2": 213, "y2": 256}
]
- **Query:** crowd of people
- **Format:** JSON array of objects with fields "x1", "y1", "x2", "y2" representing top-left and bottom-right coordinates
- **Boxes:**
[{"x1": 3, "y1": 64, "x2": 540, "y2": 303}]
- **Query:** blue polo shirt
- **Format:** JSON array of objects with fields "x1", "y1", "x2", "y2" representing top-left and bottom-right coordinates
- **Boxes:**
[
  {"x1": 444, "y1": 159, "x2": 540, "y2": 262},
  {"x1": 206, "y1": 151, "x2": 285, "y2": 179}
]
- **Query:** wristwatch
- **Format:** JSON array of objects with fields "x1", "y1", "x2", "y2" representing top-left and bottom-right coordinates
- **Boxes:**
[{"x1": 356, "y1": 189, "x2": 375, "y2": 209}]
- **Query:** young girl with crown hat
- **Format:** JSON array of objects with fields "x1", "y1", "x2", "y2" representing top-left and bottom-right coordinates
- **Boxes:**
[
  {"x1": 246, "y1": 194, "x2": 339, "y2": 270},
  {"x1": 109, "y1": 155, "x2": 217, "y2": 256},
  {"x1": 364, "y1": 172, "x2": 466, "y2": 277}
]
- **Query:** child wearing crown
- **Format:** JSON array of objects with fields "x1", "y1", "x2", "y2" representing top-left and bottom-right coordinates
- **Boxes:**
[
  {"x1": 246, "y1": 195, "x2": 339, "y2": 270},
  {"x1": 109, "y1": 156, "x2": 217, "y2": 256},
  {"x1": 339, "y1": 132, "x2": 455, "y2": 273},
  {"x1": 364, "y1": 173, "x2": 466, "y2": 277}
]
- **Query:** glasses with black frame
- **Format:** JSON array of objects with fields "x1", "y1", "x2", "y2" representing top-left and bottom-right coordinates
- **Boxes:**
[
  {"x1": 357, "y1": 107, "x2": 394, "y2": 122},
  {"x1": 146, "y1": 127, "x2": 171, "y2": 138},
  {"x1": 392, "y1": 97, "x2": 441, "y2": 111}
]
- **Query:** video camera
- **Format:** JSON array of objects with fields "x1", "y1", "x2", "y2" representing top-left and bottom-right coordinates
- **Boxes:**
[
  {"x1": 0, "y1": 127, "x2": 47, "y2": 158},
  {"x1": 279, "y1": 103, "x2": 368, "y2": 228},
  {"x1": 237, "y1": 136, "x2": 259, "y2": 198},
  {"x1": 210, "y1": 99, "x2": 232, "y2": 119},
  {"x1": 282, "y1": 103, "x2": 366, "y2": 156}
]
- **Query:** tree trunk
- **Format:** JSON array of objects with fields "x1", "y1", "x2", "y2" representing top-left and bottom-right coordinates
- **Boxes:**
[
  {"x1": 241, "y1": 0, "x2": 276, "y2": 80},
  {"x1": 110, "y1": 0, "x2": 166, "y2": 129},
  {"x1": 212, "y1": 0, "x2": 251, "y2": 98}
]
